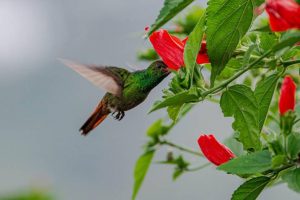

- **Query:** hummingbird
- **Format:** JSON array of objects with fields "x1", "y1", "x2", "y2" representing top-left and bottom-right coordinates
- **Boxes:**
[{"x1": 61, "y1": 59, "x2": 170, "y2": 135}]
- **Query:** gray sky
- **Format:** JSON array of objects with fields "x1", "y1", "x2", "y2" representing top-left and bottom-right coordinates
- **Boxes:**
[{"x1": 0, "y1": 0, "x2": 298, "y2": 199}]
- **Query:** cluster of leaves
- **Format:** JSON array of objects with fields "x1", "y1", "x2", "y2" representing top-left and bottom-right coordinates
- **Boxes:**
[{"x1": 133, "y1": 1, "x2": 300, "y2": 200}]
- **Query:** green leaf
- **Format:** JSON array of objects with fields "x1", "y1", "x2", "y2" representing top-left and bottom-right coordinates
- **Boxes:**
[
  {"x1": 258, "y1": 32, "x2": 278, "y2": 52},
  {"x1": 271, "y1": 155, "x2": 287, "y2": 168},
  {"x1": 231, "y1": 176, "x2": 271, "y2": 200},
  {"x1": 148, "y1": 0, "x2": 194, "y2": 36},
  {"x1": 282, "y1": 168, "x2": 300, "y2": 193},
  {"x1": 253, "y1": 0, "x2": 266, "y2": 6},
  {"x1": 146, "y1": 119, "x2": 170, "y2": 138},
  {"x1": 207, "y1": 0, "x2": 255, "y2": 84},
  {"x1": 157, "y1": 155, "x2": 189, "y2": 180},
  {"x1": 269, "y1": 140, "x2": 284, "y2": 155},
  {"x1": 167, "y1": 105, "x2": 183, "y2": 121},
  {"x1": 172, "y1": 155, "x2": 189, "y2": 180},
  {"x1": 132, "y1": 150, "x2": 155, "y2": 200},
  {"x1": 252, "y1": 24, "x2": 272, "y2": 32},
  {"x1": 218, "y1": 150, "x2": 272, "y2": 174},
  {"x1": 282, "y1": 46, "x2": 300, "y2": 60},
  {"x1": 272, "y1": 32, "x2": 300, "y2": 52},
  {"x1": 193, "y1": 65, "x2": 206, "y2": 89},
  {"x1": 254, "y1": 74, "x2": 279, "y2": 132},
  {"x1": 149, "y1": 90, "x2": 199, "y2": 113},
  {"x1": 173, "y1": 168, "x2": 184, "y2": 180},
  {"x1": 220, "y1": 85, "x2": 261, "y2": 151},
  {"x1": 287, "y1": 133, "x2": 300, "y2": 160},
  {"x1": 242, "y1": 44, "x2": 257, "y2": 67},
  {"x1": 214, "y1": 58, "x2": 243, "y2": 82},
  {"x1": 224, "y1": 134, "x2": 245, "y2": 157},
  {"x1": 184, "y1": 11, "x2": 206, "y2": 77}
]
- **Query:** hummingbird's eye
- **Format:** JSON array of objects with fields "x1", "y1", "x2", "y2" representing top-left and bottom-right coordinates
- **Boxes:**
[
  {"x1": 157, "y1": 64, "x2": 164, "y2": 69},
  {"x1": 155, "y1": 61, "x2": 166, "y2": 70}
]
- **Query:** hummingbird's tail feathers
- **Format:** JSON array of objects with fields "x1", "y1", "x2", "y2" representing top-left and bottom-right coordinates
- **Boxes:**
[
  {"x1": 80, "y1": 101, "x2": 110, "y2": 136},
  {"x1": 80, "y1": 113, "x2": 108, "y2": 136}
]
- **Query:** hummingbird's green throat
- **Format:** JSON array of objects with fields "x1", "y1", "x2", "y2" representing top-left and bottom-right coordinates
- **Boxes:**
[{"x1": 62, "y1": 59, "x2": 170, "y2": 135}]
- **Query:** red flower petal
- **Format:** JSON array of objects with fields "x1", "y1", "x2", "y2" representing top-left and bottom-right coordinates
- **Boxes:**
[
  {"x1": 182, "y1": 38, "x2": 210, "y2": 64},
  {"x1": 266, "y1": 0, "x2": 300, "y2": 32},
  {"x1": 149, "y1": 30, "x2": 210, "y2": 70},
  {"x1": 279, "y1": 76, "x2": 297, "y2": 115},
  {"x1": 149, "y1": 29, "x2": 184, "y2": 70},
  {"x1": 197, "y1": 134, "x2": 235, "y2": 166},
  {"x1": 196, "y1": 41, "x2": 210, "y2": 64}
]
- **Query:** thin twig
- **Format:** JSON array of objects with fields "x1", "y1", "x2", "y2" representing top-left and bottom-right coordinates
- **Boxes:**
[
  {"x1": 159, "y1": 140, "x2": 203, "y2": 157},
  {"x1": 186, "y1": 163, "x2": 211, "y2": 171}
]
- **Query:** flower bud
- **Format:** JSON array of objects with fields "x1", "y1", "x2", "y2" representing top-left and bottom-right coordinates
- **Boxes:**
[
  {"x1": 279, "y1": 76, "x2": 296, "y2": 115},
  {"x1": 197, "y1": 134, "x2": 235, "y2": 166}
]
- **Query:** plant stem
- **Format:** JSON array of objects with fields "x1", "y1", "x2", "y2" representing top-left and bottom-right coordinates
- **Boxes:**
[
  {"x1": 270, "y1": 163, "x2": 295, "y2": 175},
  {"x1": 284, "y1": 135, "x2": 288, "y2": 159},
  {"x1": 202, "y1": 50, "x2": 272, "y2": 97},
  {"x1": 206, "y1": 96, "x2": 220, "y2": 104},
  {"x1": 282, "y1": 59, "x2": 300, "y2": 67},
  {"x1": 159, "y1": 140, "x2": 203, "y2": 157},
  {"x1": 186, "y1": 163, "x2": 211, "y2": 171},
  {"x1": 270, "y1": 179, "x2": 285, "y2": 187}
]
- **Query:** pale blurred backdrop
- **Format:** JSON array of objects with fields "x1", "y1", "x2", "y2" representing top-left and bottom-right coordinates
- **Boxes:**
[{"x1": 0, "y1": 0, "x2": 298, "y2": 199}]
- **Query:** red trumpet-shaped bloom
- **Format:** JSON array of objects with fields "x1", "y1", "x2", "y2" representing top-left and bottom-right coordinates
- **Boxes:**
[
  {"x1": 266, "y1": 0, "x2": 300, "y2": 32},
  {"x1": 149, "y1": 29, "x2": 209, "y2": 70},
  {"x1": 279, "y1": 76, "x2": 297, "y2": 115},
  {"x1": 198, "y1": 134, "x2": 235, "y2": 166}
]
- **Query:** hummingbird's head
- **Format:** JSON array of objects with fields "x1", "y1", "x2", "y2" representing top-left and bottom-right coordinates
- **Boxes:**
[
  {"x1": 148, "y1": 60, "x2": 170, "y2": 77},
  {"x1": 140, "y1": 60, "x2": 170, "y2": 92}
]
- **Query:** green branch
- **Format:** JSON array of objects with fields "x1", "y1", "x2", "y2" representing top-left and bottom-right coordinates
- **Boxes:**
[
  {"x1": 159, "y1": 140, "x2": 203, "y2": 157},
  {"x1": 202, "y1": 50, "x2": 272, "y2": 97},
  {"x1": 282, "y1": 59, "x2": 300, "y2": 67},
  {"x1": 186, "y1": 163, "x2": 211, "y2": 171}
]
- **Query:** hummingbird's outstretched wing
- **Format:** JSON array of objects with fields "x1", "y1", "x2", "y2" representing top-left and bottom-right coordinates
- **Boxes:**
[{"x1": 60, "y1": 59, "x2": 130, "y2": 97}]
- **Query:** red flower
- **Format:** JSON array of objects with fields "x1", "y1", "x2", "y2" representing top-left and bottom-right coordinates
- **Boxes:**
[
  {"x1": 196, "y1": 41, "x2": 209, "y2": 64},
  {"x1": 279, "y1": 76, "x2": 297, "y2": 115},
  {"x1": 182, "y1": 38, "x2": 210, "y2": 65},
  {"x1": 198, "y1": 134, "x2": 235, "y2": 166},
  {"x1": 266, "y1": 0, "x2": 300, "y2": 32},
  {"x1": 149, "y1": 29, "x2": 209, "y2": 70}
]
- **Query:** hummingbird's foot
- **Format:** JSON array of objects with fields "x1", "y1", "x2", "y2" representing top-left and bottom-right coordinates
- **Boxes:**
[
  {"x1": 112, "y1": 112, "x2": 118, "y2": 120},
  {"x1": 113, "y1": 111, "x2": 125, "y2": 121},
  {"x1": 119, "y1": 111, "x2": 125, "y2": 120}
]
